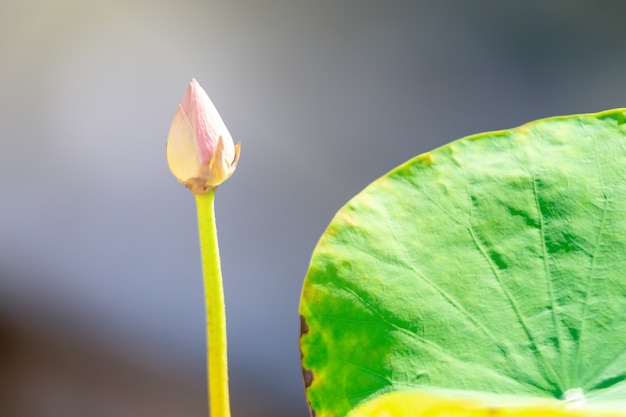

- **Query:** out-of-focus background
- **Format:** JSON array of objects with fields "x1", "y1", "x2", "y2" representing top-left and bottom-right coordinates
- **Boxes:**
[{"x1": 1, "y1": 1, "x2": 626, "y2": 416}]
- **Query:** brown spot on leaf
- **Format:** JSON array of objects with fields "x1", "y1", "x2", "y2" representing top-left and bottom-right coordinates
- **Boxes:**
[
  {"x1": 299, "y1": 315, "x2": 316, "y2": 416},
  {"x1": 300, "y1": 318, "x2": 313, "y2": 389},
  {"x1": 300, "y1": 314, "x2": 309, "y2": 336},
  {"x1": 302, "y1": 368, "x2": 314, "y2": 388}
]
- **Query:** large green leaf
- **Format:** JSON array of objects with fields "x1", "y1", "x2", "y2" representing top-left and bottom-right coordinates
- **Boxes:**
[{"x1": 300, "y1": 109, "x2": 626, "y2": 417}]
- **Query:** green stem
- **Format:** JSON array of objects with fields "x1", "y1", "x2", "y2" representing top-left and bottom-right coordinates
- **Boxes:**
[{"x1": 195, "y1": 189, "x2": 231, "y2": 417}]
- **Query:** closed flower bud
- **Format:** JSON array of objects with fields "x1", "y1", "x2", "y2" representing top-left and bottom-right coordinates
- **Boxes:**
[{"x1": 166, "y1": 78, "x2": 241, "y2": 194}]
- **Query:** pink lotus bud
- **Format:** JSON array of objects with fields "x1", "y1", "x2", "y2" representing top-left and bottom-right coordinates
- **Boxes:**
[{"x1": 166, "y1": 79, "x2": 241, "y2": 194}]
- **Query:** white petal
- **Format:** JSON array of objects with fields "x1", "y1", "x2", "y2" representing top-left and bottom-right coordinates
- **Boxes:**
[{"x1": 166, "y1": 105, "x2": 201, "y2": 182}]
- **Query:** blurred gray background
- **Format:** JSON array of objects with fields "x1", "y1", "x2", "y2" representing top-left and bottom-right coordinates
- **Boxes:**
[{"x1": 1, "y1": 1, "x2": 626, "y2": 416}]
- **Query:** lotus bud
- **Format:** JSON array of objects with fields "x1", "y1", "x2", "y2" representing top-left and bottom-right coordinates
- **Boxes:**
[{"x1": 166, "y1": 78, "x2": 241, "y2": 194}]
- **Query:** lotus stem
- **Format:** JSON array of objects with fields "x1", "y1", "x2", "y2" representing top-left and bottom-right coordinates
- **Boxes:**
[{"x1": 196, "y1": 188, "x2": 230, "y2": 417}]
